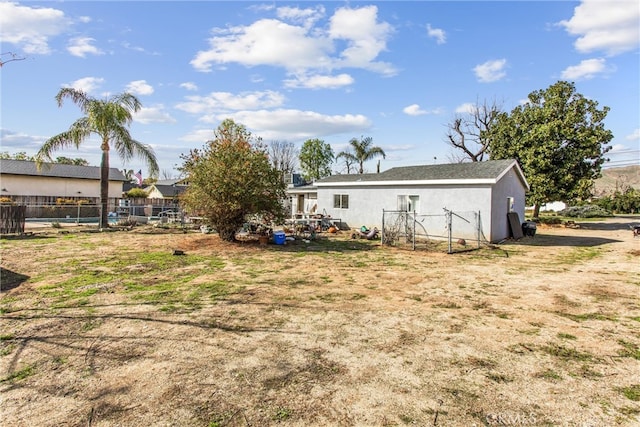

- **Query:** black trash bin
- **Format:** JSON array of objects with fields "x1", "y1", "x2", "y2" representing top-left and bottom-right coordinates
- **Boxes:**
[{"x1": 522, "y1": 221, "x2": 537, "y2": 237}]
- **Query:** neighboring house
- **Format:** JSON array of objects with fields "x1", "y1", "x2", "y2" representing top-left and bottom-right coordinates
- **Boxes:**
[
  {"x1": 144, "y1": 183, "x2": 187, "y2": 200},
  {"x1": 295, "y1": 159, "x2": 528, "y2": 243},
  {"x1": 285, "y1": 174, "x2": 317, "y2": 217},
  {"x1": 119, "y1": 181, "x2": 187, "y2": 217},
  {"x1": 0, "y1": 159, "x2": 126, "y2": 205}
]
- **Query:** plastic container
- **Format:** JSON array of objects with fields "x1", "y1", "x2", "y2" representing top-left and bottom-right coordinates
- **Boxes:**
[{"x1": 273, "y1": 231, "x2": 286, "y2": 245}]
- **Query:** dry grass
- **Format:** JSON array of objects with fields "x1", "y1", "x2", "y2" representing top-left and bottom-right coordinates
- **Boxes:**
[{"x1": 1, "y1": 216, "x2": 639, "y2": 426}]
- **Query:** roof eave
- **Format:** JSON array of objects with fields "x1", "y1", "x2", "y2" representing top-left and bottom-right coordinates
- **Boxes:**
[{"x1": 315, "y1": 179, "x2": 497, "y2": 187}]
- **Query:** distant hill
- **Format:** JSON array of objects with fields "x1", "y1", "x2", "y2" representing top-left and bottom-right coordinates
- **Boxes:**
[{"x1": 594, "y1": 165, "x2": 640, "y2": 195}]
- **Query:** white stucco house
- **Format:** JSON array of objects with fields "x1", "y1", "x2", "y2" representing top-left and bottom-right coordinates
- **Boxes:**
[
  {"x1": 0, "y1": 159, "x2": 126, "y2": 204},
  {"x1": 287, "y1": 159, "x2": 529, "y2": 243}
]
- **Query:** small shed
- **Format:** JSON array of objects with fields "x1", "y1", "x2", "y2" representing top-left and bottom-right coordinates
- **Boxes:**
[{"x1": 313, "y1": 159, "x2": 529, "y2": 243}]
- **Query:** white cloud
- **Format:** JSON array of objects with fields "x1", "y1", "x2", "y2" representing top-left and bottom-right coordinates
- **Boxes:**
[
  {"x1": 560, "y1": 0, "x2": 640, "y2": 56},
  {"x1": 67, "y1": 36, "x2": 103, "y2": 58},
  {"x1": 180, "y1": 129, "x2": 215, "y2": 144},
  {"x1": 175, "y1": 90, "x2": 285, "y2": 115},
  {"x1": 283, "y1": 73, "x2": 354, "y2": 89},
  {"x1": 276, "y1": 5, "x2": 325, "y2": 28},
  {"x1": 191, "y1": 5, "x2": 396, "y2": 77},
  {"x1": 181, "y1": 110, "x2": 371, "y2": 142},
  {"x1": 561, "y1": 58, "x2": 612, "y2": 80},
  {"x1": 0, "y1": 1, "x2": 70, "y2": 54},
  {"x1": 222, "y1": 109, "x2": 372, "y2": 141},
  {"x1": 426, "y1": 24, "x2": 446, "y2": 44},
  {"x1": 0, "y1": 129, "x2": 46, "y2": 151},
  {"x1": 609, "y1": 143, "x2": 629, "y2": 152},
  {"x1": 473, "y1": 59, "x2": 507, "y2": 83},
  {"x1": 626, "y1": 128, "x2": 640, "y2": 141},
  {"x1": 126, "y1": 80, "x2": 154, "y2": 96},
  {"x1": 455, "y1": 103, "x2": 477, "y2": 114},
  {"x1": 191, "y1": 19, "x2": 332, "y2": 72},
  {"x1": 328, "y1": 6, "x2": 396, "y2": 75},
  {"x1": 179, "y1": 82, "x2": 198, "y2": 91},
  {"x1": 134, "y1": 105, "x2": 176, "y2": 124},
  {"x1": 403, "y1": 104, "x2": 427, "y2": 116},
  {"x1": 64, "y1": 77, "x2": 105, "y2": 93}
]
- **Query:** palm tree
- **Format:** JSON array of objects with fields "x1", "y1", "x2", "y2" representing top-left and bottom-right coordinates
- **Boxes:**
[
  {"x1": 336, "y1": 136, "x2": 386, "y2": 174},
  {"x1": 36, "y1": 88, "x2": 158, "y2": 228}
]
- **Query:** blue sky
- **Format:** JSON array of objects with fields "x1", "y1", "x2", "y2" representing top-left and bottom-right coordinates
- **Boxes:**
[{"x1": 1, "y1": 0, "x2": 639, "y2": 178}]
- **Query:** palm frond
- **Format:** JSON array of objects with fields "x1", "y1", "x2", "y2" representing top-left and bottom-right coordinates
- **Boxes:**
[{"x1": 55, "y1": 88, "x2": 91, "y2": 113}]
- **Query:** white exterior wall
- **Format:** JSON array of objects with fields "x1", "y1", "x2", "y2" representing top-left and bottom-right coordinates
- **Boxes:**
[
  {"x1": 145, "y1": 187, "x2": 164, "y2": 199},
  {"x1": 491, "y1": 170, "x2": 527, "y2": 241},
  {"x1": 287, "y1": 191, "x2": 317, "y2": 217},
  {"x1": 318, "y1": 184, "x2": 493, "y2": 232},
  {"x1": 1, "y1": 175, "x2": 123, "y2": 198}
]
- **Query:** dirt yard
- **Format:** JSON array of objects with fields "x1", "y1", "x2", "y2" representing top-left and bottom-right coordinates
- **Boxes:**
[{"x1": 1, "y1": 217, "x2": 639, "y2": 426}]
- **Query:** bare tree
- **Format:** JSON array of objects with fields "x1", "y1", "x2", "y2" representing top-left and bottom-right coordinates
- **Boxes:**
[
  {"x1": 268, "y1": 140, "x2": 298, "y2": 176},
  {"x1": 445, "y1": 98, "x2": 502, "y2": 162},
  {"x1": 337, "y1": 153, "x2": 356, "y2": 174},
  {"x1": 0, "y1": 52, "x2": 27, "y2": 67},
  {"x1": 161, "y1": 169, "x2": 176, "y2": 180}
]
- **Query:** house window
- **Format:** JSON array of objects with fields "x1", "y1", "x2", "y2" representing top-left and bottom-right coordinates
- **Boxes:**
[
  {"x1": 333, "y1": 194, "x2": 349, "y2": 209},
  {"x1": 397, "y1": 195, "x2": 419, "y2": 212}
]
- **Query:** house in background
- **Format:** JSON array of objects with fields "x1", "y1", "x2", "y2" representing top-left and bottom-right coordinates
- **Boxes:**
[
  {"x1": 311, "y1": 159, "x2": 529, "y2": 243},
  {"x1": 119, "y1": 179, "x2": 188, "y2": 217},
  {"x1": 0, "y1": 159, "x2": 126, "y2": 205},
  {"x1": 285, "y1": 174, "x2": 318, "y2": 218},
  {"x1": 144, "y1": 180, "x2": 188, "y2": 201}
]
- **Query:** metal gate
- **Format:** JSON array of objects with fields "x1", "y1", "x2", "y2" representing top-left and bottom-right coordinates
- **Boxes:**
[{"x1": 381, "y1": 209, "x2": 485, "y2": 253}]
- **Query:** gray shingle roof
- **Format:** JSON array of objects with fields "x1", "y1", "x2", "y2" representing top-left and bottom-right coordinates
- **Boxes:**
[
  {"x1": 0, "y1": 159, "x2": 127, "y2": 181},
  {"x1": 150, "y1": 184, "x2": 187, "y2": 197},
  {"x1": 316, "y1": 159, "x2": 524, "y2": 185}
]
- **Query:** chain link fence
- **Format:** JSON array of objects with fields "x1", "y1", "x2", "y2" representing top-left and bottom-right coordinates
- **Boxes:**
[{"x1": 381, "y1": 209, "x2": 487, "y2": 253}]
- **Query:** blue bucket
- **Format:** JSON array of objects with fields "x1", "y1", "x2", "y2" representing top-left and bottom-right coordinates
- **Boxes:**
[{"x1": 273, "y1": 231, "x2": 286, "y2": 245}]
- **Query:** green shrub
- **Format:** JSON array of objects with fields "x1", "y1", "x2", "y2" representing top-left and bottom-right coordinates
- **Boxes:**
[
  {"x1": 559, "y1": 205, "x2": 612, "y2": 218},
  {"x1": 595, "y1": 188, "x2": 640, "y2": 214},
  {"x1": 126, "y1": 188, "x2": 149, "y2": 198}
]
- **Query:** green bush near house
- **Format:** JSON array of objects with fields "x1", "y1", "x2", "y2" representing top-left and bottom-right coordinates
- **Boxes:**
[
  {"x1": 125, "y1": 188, "x2": 149, "y2": 198},
  {"x1": 558, "y1": 205, "x2": 612, "y2": 218}
]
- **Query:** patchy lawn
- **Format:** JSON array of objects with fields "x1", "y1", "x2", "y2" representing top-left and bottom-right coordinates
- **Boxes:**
[{"x1": 1, "y1": 217, "x2": 639, "y2": 426}]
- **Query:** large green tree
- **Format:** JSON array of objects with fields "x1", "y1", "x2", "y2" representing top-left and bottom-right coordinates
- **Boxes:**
[
  {"x1": 299, "y1": 138, "x2": 334, "y2": 181},
  {"x1": 337, "y1": 136, "x2": 386, "y2": 174},
  {"x1": 0, "y1": 151, "x2": 34, "y2": 161},
  {"x1": 489, "y1": 81, "x2": 613, "y2": 217},
  {"x1": 179, "y1": 119, "x2": 286, "y2": 242},
  {"x1": 36, "y1": 88, "x2": 158, "y2": 228},
  {"x1": 55, "y1": 156, "x2": 89, "y2": 166}
]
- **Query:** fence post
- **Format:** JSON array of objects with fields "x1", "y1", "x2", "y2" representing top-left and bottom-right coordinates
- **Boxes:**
[
  {"x1": 447, "y1": 209, "x2": 452, "y2": 254},
  {"x1": 412, "y1": 210, "x2": 416, "y2": 251},
  {"x1": 476, "y1": 211, "x2": 481, "y2": 248},
  {"x1": 381, "y1": 209, "x2": 385, "y2": 245}
]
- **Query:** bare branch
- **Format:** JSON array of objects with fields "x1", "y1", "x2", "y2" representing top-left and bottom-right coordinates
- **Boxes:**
[
  {"x1": 0, "y1": 52, "x2": 27, "y2": 68},
  {"x1": 445, "y1": 98, "x2": 503, "y2": 162}
]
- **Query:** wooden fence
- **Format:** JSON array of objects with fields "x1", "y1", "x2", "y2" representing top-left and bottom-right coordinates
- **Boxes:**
[{"x1": 0, "y1": 205, "x2": 26, "y2": 234}]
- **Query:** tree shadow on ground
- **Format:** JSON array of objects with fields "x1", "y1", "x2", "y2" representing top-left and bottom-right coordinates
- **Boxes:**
[
  {"x1": 0, "y1": 267, "x2": 29, "y2": 292},
  {"x1": 504, "y1": 234, "x2": 621, "y2": 247},
  {"x1": 252, "y1": 235, "x2": 379, "y2": 253},
  {"x1": 573, "y1": 219, "x2": 639, "y2": 232}
]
